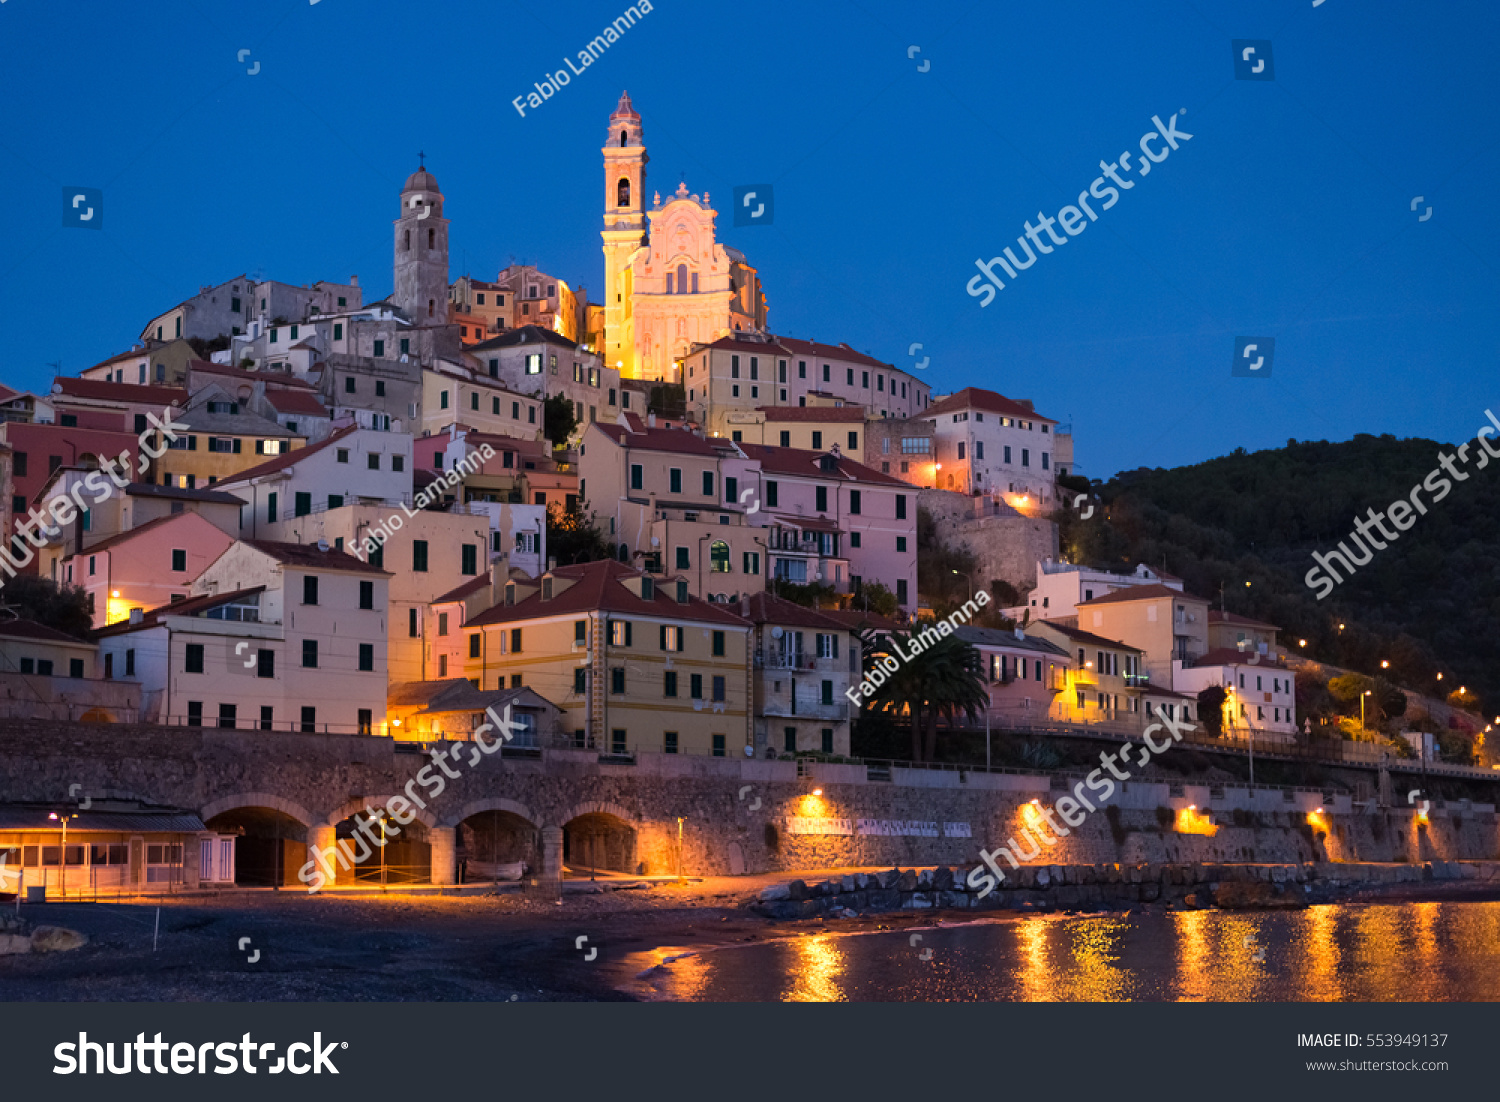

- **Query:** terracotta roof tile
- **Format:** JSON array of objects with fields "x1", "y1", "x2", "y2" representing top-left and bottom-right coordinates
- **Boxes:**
[{"x1": 923, "y1": 387, "x2": 1056, "y2": 423}]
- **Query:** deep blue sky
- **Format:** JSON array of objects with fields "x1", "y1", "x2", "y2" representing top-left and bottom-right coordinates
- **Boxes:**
[{"x1": 1, "y1": 0, "x2": 1495, "y2": 479}]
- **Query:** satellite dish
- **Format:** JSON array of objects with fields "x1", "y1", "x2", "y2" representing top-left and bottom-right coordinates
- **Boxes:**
[
  {"x1": 650, "y1": 537, "x2": 660, "y2": 547},
  {"x1": 316, "y1": 539, "x2": 330, "y2": 552},
  {"x1": 743, "y1": 744, "x2": 754, "y2": 758},
  {"x1": 771, "y1": 626, "x2": 784, "y2": 639}
]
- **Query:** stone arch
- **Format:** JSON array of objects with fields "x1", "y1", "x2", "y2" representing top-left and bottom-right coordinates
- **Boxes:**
[
  {"x1": 445, "y1": 797, "x2": 538, "y2": 831},
  {"x1": 202, "y1": 791, "x2": 315, "y2": 828},
  {"x1": 554, "y1": 800, "x2": 638, "y2": 831},
  {"x1": 324, "y1": 795, "x2": 438, "y2": 830}
]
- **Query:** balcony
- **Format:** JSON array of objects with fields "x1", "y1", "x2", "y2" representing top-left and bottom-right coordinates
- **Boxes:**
[
  {"x1": 1123, "y1": 672, "x2": 1151, "y2": 687},
  {"x1": 762, "y1": 700, "x2": 850, "y2": 721}
]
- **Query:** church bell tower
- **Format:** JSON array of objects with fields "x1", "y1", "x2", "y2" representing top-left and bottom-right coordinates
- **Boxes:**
[
  {"x1": 394, "y1": 162, "x2": 450, "y2": 325},
  {"x1": 601, "y1": 92, "x2": 648, "y2": 376}
]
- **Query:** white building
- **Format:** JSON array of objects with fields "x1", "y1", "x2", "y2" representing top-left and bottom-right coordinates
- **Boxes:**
[
  {"x1": 96, "y1": 540, "x2": 390, "y2": 733},
  {"x1": 1172, "y1": 648, "x2": 1298, "y2": 740},
  {"x1": 1006, "y1": 559, "x2": 1183, "y2": 623},
  {"x1": 921, "y1": 387, "x2": 1060, "y2": 505}
]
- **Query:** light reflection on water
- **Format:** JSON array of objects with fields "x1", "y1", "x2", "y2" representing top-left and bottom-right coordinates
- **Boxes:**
[{"x1": 627, "y1": 901, "x2": 1500, "y2": 1003}]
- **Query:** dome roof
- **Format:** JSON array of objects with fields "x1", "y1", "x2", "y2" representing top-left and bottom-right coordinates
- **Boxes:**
[
  {"x1": 403, "y1": 167, "x2": 439, "y2": 193},
  {"x1": 610, "y1": 90, "x2": 640, "y2": 121}
]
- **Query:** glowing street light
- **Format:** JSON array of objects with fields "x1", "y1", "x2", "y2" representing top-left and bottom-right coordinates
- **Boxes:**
[{"x1": 49, "y1": 811, "x2": 78, "y2": 899}]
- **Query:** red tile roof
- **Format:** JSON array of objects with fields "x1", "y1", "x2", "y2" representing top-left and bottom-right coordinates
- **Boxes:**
[
  {"x1": 697, "y1": 336, "x2": 792, "y2": 356},
  {"x1": 773, "y1": 337, "x2": 893, "y2": 370},
  {"x1": 188, "y1": 360, "x2": 317, "y2": 389},
  {"x1": 466, "y1": 559, "x2": 749, "y2": 629},
  {"x1": 816, "y1": 608, "x2": 902, "y2": 635},
  {"x1": 1029, "y1": 620, "x2": 1142, "y2": 652},
  {"x1": 924, "y1": 387, "x2": 1055, "y2": 424},
  {"x1": 1077, "y1": 583, "x2": 1205, "y2": 607},
  {"x1": 756, "y1": 406, "x2": 865, "y2": 423},
  {"x1": 1208, "y1": 609, "x2": 1280, "y2": 630},
  {"x1": 1193, "y1": 647, "x2": 1286, "y2": 669},
  {"x1": 592, "y1": 417, "x2": 724, "y2": 458},
  {"x1": 738, "y1": 592, "x2": 850, "y2": 632},
  {"x1": 64, "y1": 513, "x2": 184, "y2": 557},
  {"x1": 432, "y1": 575, "x2": 490, "y2": 605},
  {"x1": 51, "y1": 378, "x2": 188, "y2": 406},
  {"x1": 244, "y1": 539, "x2": 392, "y2": 575},
  {"x1": 0, "y1": 619, "x2": 92, "y2": 645},
  {"x1": 95, "y1": 585, "x2": 267, "y2": 637},
  {"x1": 215, "y1": 423, "x2": 358, "y2": 484},
  {"x1": 264, "y1": 389, "x2": 329, "y2": 416},
  {"x1": 736, "y1": 443, "x2": 909, "y2": 487}
]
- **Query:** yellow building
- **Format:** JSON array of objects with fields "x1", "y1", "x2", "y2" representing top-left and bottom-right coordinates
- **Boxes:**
[
  {"x1": 1027, "y1": 621, "x2": 1149, "y2": 730},
  {"x1": 1073, "y1": 583, "x2": 1211, "y2": 687},
  {"x1": 156, "y1": 397, "x2": 304, "y2": 490},
  {"x1": 454, "y1": 559, "x2": 752, "y2": 757}
]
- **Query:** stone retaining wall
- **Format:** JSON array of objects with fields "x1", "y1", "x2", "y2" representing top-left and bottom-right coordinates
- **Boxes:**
[{"x1": 752, "y1": 859, "x2": 1500, "y2": 920}]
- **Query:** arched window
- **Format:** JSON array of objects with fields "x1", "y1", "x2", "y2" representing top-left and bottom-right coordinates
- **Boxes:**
[
  {"x1": 403, "y1": 229, "x2": 410, "y2": 251},
  {"x1": 617, "y1": 177, "x2": 630, "y2": 208},
  {"x1": 427, "y1": 228, "x2": 435, "y2": 250},
  {"x1": 677, "y1": 264, "x2": 688, "y2": 295},
  {"x1": 620, "y1": 130, "x2": 628, "y2": 147},
  {"x1": 710, "y1": 541, "x2": 730, "y2": 573}
]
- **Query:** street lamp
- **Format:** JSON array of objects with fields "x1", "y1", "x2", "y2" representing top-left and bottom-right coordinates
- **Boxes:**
[
  {"x1": 951, "y1": 569, "x2": 975, "y2": 601},
  {"x1": 49, "y1": 812, "x2": 78, "y2": 899},
  {"x1": 1360, "y1": 690, "x2": 1371, "y2": 733}
]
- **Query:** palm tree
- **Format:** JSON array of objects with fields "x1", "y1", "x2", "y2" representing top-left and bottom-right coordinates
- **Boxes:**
[{"x1": 859, "y1": 629, "x2": 989, "y2": 763}]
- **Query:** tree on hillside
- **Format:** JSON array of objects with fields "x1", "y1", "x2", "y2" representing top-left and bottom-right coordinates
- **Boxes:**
[
  {"x1": 0, "y1": 576, "x2": 94, "y2": 640},
  {"x1": 853, "y1": 580, "x2": 900, "y2": 619},
  {"x1": 1196, "y1": 686, "x2": 1228, "y2": 738},
  {"x1": 545, "y1": 501, "x2": 612, "y2": 566},
  {"x1": 542, "y1": 394, "x2": 579, "y2": 450},
  {"x1": 860, "y1": 630, "x2": 988, "y2": 762}
]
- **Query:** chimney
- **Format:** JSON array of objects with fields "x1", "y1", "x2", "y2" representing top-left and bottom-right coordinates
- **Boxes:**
[
  {"x1": 351, "y1": 275, "x2": 359, "y2": 286},
  {"x1": 1013, "y1": 627, "x2": 1024, "y2": 641},
  {"x1": 129, "y1": 608, "x2": 144, "y2": 624},
  {"x1": 547, "y1": 556, "x2": 557, "y2": 572},
  {"x1": 648, "y1": 413, "x2": 657, "y2": 428}
]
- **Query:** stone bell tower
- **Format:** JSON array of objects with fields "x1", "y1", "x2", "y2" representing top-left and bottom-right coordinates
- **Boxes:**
[
  {"x1": 601, "y1": 92, "x2": 648, "y2": 376},
  {"x1": 393, "y1": 161, "x2": 450, "y2": 324}
]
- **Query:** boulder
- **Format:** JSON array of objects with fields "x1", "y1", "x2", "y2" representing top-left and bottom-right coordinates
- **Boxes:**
[
  {"x1": 867, "y1": 889, "x2": 902, "y2": 911},
  {"x1": 939, "y1": 890, "x2": 971, "y2": 909},
  {"x1": 916, "y1": 869, "x2": 935, "y2": 889},
  {"x1": 897, "y1": 869, "x2": 919, "y2": 892},
  {"x1": 1139, "y1": 882, "x2": 1161, "y2": 903},
  {"x1": 840, "y1": 875, "x2": 858, "y2": 892},
  {"x1": 787, "y1": 879, "x2": 809, "y2": 900},
  {"x1": 0, "y1": 933, "x2": 31, "y2": 955},
  {"x1": 904, "y1": 893, "x2": 934, "y2": 909},
  {"x1": 931, "y1": 867, "x2": 955, "y2": 892},
  {"x1": 881, "y1": 868, "x2": 904, "y2": 890},
  {"x1": 1215, "y1": 881, "x2": 1307, "y2": 910},
  {"x1": 758, "y1": 882, "x2": 793, "y2": 902},
  {"x1": 1035, "y1": 868, "x2": 1051, "y2": 889}
]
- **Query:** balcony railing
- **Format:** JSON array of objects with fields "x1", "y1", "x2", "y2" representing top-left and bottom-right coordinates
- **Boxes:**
[
  {"x1": 1123, "y1": 672, "x2": 1151, "y2": 687},
  {"x1": 762, "y1": 700, "x2": 850, "y2": 721}
]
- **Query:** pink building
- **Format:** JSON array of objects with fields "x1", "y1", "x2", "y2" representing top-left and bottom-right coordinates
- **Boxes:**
[
  {"x1": 61, "y1": 511, "x2": 235, "y2": 627},
  {"x1": 954, "y1": 625, "x2": 1072, "y2": 726}
]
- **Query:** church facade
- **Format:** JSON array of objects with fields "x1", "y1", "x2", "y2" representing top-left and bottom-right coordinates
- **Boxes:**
[{"x1": 600, "y1": 92, "x2": 767, "y2": 384}]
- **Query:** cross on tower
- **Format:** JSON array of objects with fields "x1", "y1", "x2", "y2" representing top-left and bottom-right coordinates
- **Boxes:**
[{"x1": 419, "y1": 150, "x2": 426, "y2": 168}]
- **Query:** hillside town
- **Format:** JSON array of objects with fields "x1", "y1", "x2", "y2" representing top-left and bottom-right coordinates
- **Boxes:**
[{"x1": 0, "y1": 93, "x2": 1489, "y2": 897}]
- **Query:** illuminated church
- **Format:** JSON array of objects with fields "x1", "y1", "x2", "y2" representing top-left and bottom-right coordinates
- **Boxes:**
[{"x1": 600, "y1": 92, "x2": 768, "y2": 383}]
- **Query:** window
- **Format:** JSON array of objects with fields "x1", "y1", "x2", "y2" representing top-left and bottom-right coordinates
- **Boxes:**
[
  {"x1": 712, "y1": 675, "x2": 726, "y2": 702},
  {"x1": 896, "y1": 536, "x2": 907, "y2": 552},
  {"x1": 573, "y1": 668, "x2": 586, "y2": 693},
  {"x1": 958, "y1": 442, "x2": 966, "y2": 461},
  {"x1": 217, "y1": 703, "x2": 237, "y2": 730},
  {"x1": 461, "y1": 544, "x2": 478, "y2": 575},
  {"x1": 664, "y1": 731, "x2": 678, "y2": 754},
  {"x1": 336, "y1": 449, "x2": 349, "y2": 464},
  {"x1": 1022, "y1": 448, "x2": 1030, "y2": 467},
  {"x1": 301, "y1": 706, "x2": 316, "y2": 733},
  {"x1": 815, "y1": 486, "x2": 828, "y2": 512},
  {"x1": 630, "y1": 464, "x2": 643, "y2": 490},
  {"x1": 712, "y1": 734, "x2": 726, "y2": 757},
  {"x1": 611, "y1": 620, "x2": 632, "y2": 647},
  {"x1": 344, "y1": 377, "x2": 355, "y2": 394},
  {"x1": 374, "y1": 339, "x2": 385, "y2": 358},
  {"x1": 184, "y1": 644, "x2": 204, "y2": 674},
  {"x1": 295, "y1": 492, "x2": 311, "y2": 517},
  {"x1": 612, "y1": 728, "x2": 627, "y2": 755},
  {"x1": 669, "y1": 468, "x2": 682, "y2": 494},
  {"x1": 413, "y1": 541, "x2": 428, "y2": 572},
  {"x1": 359, "y1": 580, "x2": 374, "y2": 609},
  {"x1": 302, "y1": 640, "x2": 318, "y2": 668},
  {"x1": 438, "y1": 613, "x2": 449, "y2": 637},
  {"x1": 359, "y1": 643, "x2": 374, "y2": 671},
  {"x1": 849, "y1": 490, "x2": 862, "y2": 514},
  {"x1": 125, "y1": 649, "x2": 135, "y2": 676},
  {"x1": 664, "y1": 671, "x2": 678, "y2": 698},
  {"x1": 765, "y1": 481, "x2": 778, "y2": 508},
  {"x1": 710, "y1": 541, "x2": 729, "y2": 573},
  {"x1": 187, "y1": 701, "x2": 203, "y2": 727},
  {"x1": 702, "y1": 470, "x2": 715, "y2": 496},
  {"x1": 784, "y1": 727, "x2": 796, "y2": 753},
  {"x1": 690, "y1": 674, "x2": 703, "y2": 699},
  {"x1": 611, "y1": 668, "x2": 626, "y2": 694},
  {"x1": 897, "y1": 579, "x2": 908, "y2": 605},
  {"x1": 257, "y1": 649, "x2": 274, "y2": 679},
  {"x1": 303, "y1": 575, "x2": 318, "y2": 605},
  {"x1": 743, "y1": 551, "x2": 760, "y2": 574},
  {"x1": 779, "y1": 430, "x2": 790, "y2": 448},
  {"x1": 660, "y1": 625, "x2": 683, "y2": 651},
  {"x1": 171, "y1": 548, "x2": 187, "y2": 572}
]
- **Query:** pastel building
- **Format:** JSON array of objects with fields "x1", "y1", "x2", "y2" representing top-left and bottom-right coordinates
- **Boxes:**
[
  {"x1": 740, "y1": 592, "x2": 858, "y2": 756},
  {"x1": 1006, "y1": 560, "x2": 1183, "y2": 623},
  {"x1": 60, "y1": 511, "x2": 236, "y2": 627},
  {"x1": 97, "y1": 540, "x2": 390, "y2": 734},
  {"x1": 954, "y1": 626, "x2": 1072, "y2": 727},
  {"x1": 1073, "y1": 584, "x2": 1213, "y2": 689},
  {"x1": 921, "y1": 387, "x2": 1060, "y2": 505}
]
